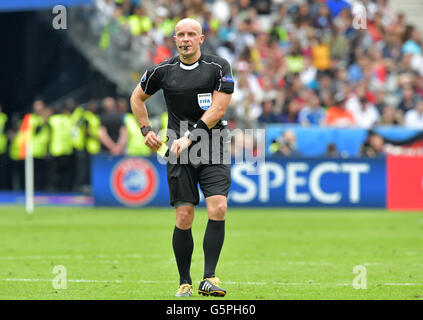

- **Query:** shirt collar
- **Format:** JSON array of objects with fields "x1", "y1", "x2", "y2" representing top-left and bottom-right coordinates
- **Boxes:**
[{"x1": 179, "y1": 55, "x2": 202, "y2": 70}]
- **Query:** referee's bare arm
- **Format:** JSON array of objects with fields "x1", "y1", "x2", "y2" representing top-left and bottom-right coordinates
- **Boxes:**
[
  {"x1": 200, "y1": 90, "x2": 232, "y2": 128},
  {"x1": 130, "y1": 84, "x2": 162, "y2": 151}
]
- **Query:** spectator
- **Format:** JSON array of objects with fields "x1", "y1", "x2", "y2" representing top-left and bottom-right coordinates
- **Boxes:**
[
  {"x1": 286, "y1": 40, "x2": 304, "y2": 74},
  {"x1": 379, "y1": 105, "x2": 403, "y2": 126},
  {"x1": 325, "y1": 143, "x2": 340, "y2": 158},
  {"x1": 346, "y1": 89, "x2": 380, "y2": 129},
  {"x1": 360, "y1": 132, "x2": 385, "y2": 158},
  {"x1": 311, "y1": 36, "x2": 331, "y2": 72},
  {"x1": 258, "y1": 99, "x2": 278, "y2": 124},
  {"x1": 313, "y1": 3, "x2": 333, "y2": 32},
  {"x1": 402, "y1": 25, "x2": 422, "y2": 55},
  {"x1": 0, "y1": 104, "x2": 10, "y2": 190},
  {"x1": 397, "y1": 85, "x2": 418, "y2": 114},
  {"x1": 404, "y1": 99, "x2": 423, "y2": 129},
  {"x1": 320, "y1": 89, "x2": 335, "y2": 108},
  {"x1": 280, "y1": 99, "x2": 300, "y2": 124},
  {"x1": 374, "y1": 88, "x2": 388, "y2": 114},
  {"x1": 48, "y1": 103, "x2": 75, "y2": 192},
  {"x1": 99, "y1": 97, "x2": 127, "y2": 156},
  {"x1": 299, "y1": 93, "x2": 326, "y2": 126},
  {"x1": 259, "y1": 74, "x2": 278, "y2": 102},
  {"x1": 329, "y1": 24, "x2": 349, "y2": 63},
  {"x1": 234, "y1": 91, "x2": 261, "y2": 129},
  {"x1": 31, "y1": 100, "x2": 50, "y2": 191},
  {"x1": 127, "y1": 5, "x2": 153, "y2": 36},
  {"x1": 300, "y1": 56, "x2": 318, "y2": 89},
  {"x1": 153, "y1": 37, "x2": 173, "y2": 64},
  {"x1": 270, "y1": 129, "x2": 301, "y2": 157},
  {"x1": 326, "y1": 92, "x2": 355, "y2": 127}
]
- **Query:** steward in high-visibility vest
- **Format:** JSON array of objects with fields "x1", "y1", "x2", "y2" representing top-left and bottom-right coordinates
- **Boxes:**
[
  {"x1": 71, "y1": 105, "x2": 86, "y2": 152},
  {"x1": 48, "y1": 107, "x2": 74, "y2": 191},
  {"x1": 0, "y1": 110, "x2": 9, "y2": 189},
  {"x1": 84, "y1": 109, "x2": 101, "y2": 155},
  {"x1": 0, "y1": 111, "x2": 7, "y2": 155},
  {"x1": 124, "y1": 113, "x2": 152, "y2": 156},
  {"x1": 8, "y1": 118, "x2": 25, "y2": 191},
  {"x1": 8, "y1": 113, "x2": 49, "y2": 161},
  {"x1": 8, "y1": 110, "x2": 50, "y2": 191},
  {"x1": 48, "y1": 112, "x2": 73, "y2": 157},
  {"x1": 32, "y1": 111, "x2": 50, "y2": 191},
  {"x1": 31, "y1": 113, "x2": 49, "y2": 159},
  {"x1": 9, "y1": 127, "x2": 21, "y2": 161},
  {"x1": 128, "y1": 7, "x2": 153, "y2": 36}
]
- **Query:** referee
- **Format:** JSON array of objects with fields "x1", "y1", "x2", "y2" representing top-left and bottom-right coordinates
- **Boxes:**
[{"x1": 130, "y1": 18, "x2": 234, "y2": 297}]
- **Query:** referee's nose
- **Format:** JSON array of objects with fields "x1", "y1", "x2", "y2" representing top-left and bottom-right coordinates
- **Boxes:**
[{"x1": 182, "y1": 33, "x2": 190, "y2": 42}]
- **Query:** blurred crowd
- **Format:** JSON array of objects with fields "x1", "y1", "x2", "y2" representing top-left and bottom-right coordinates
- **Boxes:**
[
  {"x1": 93, "y1": 0, "x2": 423, "y2": 131},
  {"x1": 2, "y1": 0, "x2": 423, "y2": 191}
]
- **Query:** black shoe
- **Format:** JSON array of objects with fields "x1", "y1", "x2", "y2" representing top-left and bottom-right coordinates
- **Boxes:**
[{"x1": 198, "y1": 277, "x2": 226, "y2": 297}]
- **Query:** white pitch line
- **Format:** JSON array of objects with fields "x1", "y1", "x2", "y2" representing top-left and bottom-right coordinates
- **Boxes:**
[
  {"x1": 0, "y1": 279, "x2": 312, "y2": 286},
  {"x1": 383, "y1": 283, "x2": 422, "y2": 286},
  {"x1": 1, "y1": 279, "x2": 423, "y2": 287},
  {"x1": 0, "y1": 254, "x2": 155, "y2": 261},
  {"x1": 0, "y1": 278, "x2": 175, "y2": 284}
]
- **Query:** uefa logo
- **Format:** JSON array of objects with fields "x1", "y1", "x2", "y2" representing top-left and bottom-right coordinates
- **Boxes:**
[{"x1": 110, "y1": 158, "x2": 159, "y2": 206}]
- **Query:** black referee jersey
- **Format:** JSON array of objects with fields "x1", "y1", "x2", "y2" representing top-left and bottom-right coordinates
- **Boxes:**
[{"x1": 140, "y1": 54, "x2": 235, "y2": 137}]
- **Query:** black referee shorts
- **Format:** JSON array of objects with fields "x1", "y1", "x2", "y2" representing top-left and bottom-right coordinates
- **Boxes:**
[{"x1": 166, "y1": 163, "x2": 231, "y2": 206}]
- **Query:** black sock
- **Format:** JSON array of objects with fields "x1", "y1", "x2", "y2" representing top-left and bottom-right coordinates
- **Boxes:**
[
  {"x1": 172, "y1": 226, "x2": 193, "y2": 285},
  {"x1": 203, "y1": 219, "x2": 225, "y2": 279}
]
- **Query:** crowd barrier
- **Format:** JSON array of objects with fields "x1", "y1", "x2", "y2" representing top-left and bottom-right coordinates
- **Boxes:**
[
  {"x1": 265, "y1": 125, "x2": 421, "y2": 157},
  {"x1": 92, "y1": 154, "x2": 423, "y2": 210}
]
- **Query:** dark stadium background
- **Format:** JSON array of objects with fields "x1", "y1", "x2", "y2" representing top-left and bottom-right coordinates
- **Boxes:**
[{"x1": 0, "y1": 11, "x2": 117, "y2": 115}]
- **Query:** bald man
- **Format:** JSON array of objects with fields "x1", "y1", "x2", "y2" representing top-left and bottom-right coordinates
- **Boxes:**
[{"x1": 130, "y1": 18, "x2": 234, "y2": 297}]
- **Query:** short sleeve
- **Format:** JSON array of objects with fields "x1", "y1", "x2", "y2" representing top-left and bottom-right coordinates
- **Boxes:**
[
  {"x1": 214, "y1": 59, "x2": 235, "y2": 94},
  {"x1": 140, "y1": 64, "x2": 163, "y2": 96}
]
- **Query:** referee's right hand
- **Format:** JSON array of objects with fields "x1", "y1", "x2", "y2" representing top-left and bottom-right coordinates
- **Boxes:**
[{"x1": 144, "y1": 131, "x2": 162, "y2": 152}]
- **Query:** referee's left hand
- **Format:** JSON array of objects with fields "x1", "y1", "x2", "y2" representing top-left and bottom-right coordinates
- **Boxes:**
[
  {"x1": 170, "y1": 136, "x2": 192, "y2": 157},
  {"x1": 144, "y1": 131, "x2": 162, "y2": 152}
]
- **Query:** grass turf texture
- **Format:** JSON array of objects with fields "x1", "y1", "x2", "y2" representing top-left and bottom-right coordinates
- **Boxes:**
[{"x1": 0, "y1": 206, "x2": 422, "y2": 300}]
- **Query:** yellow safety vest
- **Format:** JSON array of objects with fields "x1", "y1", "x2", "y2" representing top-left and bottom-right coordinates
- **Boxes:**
[
  {"x1": 31, "y1": 114, "x2": 49, "y2": 159},
  {"x1": 48, "y1": 114, "x2": 73, "y2": 157},
  {"x1": 71, "y1": 106, "x2": 86, "y2": 151},
  {"x1": 128, "y1": 15, "x2": 153, "y2": 36},
  {"x1": 9, "y1": 133, "x2": 21, "y2": 160},
  {"x1": 159, "y1": 19, "x2": 175, "y2": 37},
  {"x1": 84, "y1": 110, "x2": 101, "y2": 155},
  {"x1": 124, "y1": 113, "x2": 152, "y2": 156},
  {"x1": 0, "y1": 112, "x2": 7, "y2": 155}
]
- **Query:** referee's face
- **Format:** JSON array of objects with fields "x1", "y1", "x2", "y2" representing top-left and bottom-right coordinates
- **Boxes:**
[{"x1": 174, "y1": 19, "x2": 204, "y2": 60}]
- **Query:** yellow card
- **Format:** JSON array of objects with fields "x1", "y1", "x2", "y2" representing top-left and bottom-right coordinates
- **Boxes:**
[{"x1": 157, "y1": 143, "x2": 169, "y2": 158}]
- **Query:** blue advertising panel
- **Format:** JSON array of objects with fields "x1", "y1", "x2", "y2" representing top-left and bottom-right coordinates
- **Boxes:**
[
  {"x1": 92, "y1": 155, "x2": 170, "y2": 207},
  {"x1": 227, "y1": 158, "x2": 386, "y2": 207},
  {"x1": 92, "y1": 155, "x2": 386, "y2": 208},
  {"x1": 265, "y1": 125, "x2": 420, "y2": 157}
]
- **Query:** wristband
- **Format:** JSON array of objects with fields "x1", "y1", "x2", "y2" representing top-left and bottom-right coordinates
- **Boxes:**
[
  {"x1": 193, "y1": 119, "x2": 209, "y2": 132},
  {"x1": 184, "y1": 129, "x2": 193, "y2": 141}
]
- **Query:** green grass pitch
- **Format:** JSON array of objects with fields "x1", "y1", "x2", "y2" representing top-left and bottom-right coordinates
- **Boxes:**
[{"x1": 0, "y1": 205, "x2": 422, "y2": 300}]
